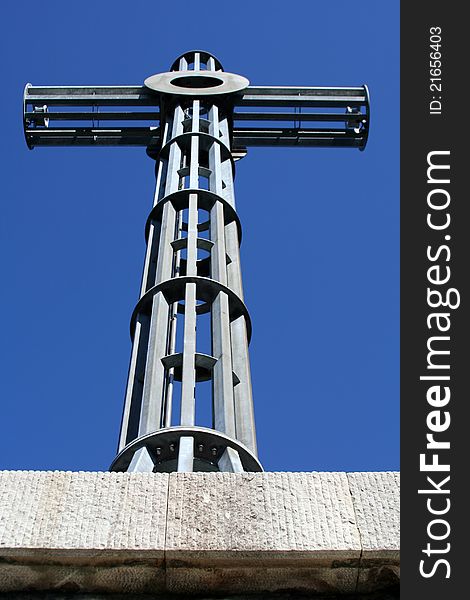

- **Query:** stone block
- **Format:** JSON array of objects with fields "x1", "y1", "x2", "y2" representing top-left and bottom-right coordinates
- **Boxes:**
[
  {"x1": 0, "y1": 470, "x2": 400, "y2": 595},
  {"x1": 347, "y1": 472, "x2": 400, "y2": 560},
  {"x1": 165, "y1": 471, "x2": 361, "y2": 594},
  {"x1": 0, "y1": 470, "x2": 168, "y2": 592},
  {"x1": 347, "y1": 472, "x2": 400, "y2": 594}
]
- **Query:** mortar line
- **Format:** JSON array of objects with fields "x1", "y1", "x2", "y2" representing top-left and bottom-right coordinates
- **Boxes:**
[{"x1": 346, "y1": 472, "x2": 363, "y2": 595}]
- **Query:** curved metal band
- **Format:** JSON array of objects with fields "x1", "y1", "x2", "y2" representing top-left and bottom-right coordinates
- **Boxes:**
[
  {"x1": 110, "y1": 426, "x2": 263, "y2": 473},
  {"x1": 148, "y1": 131, "x2": 234, "y2": 172},
  {"x1": 145, "y1": 189, "x2": 242, "y2": 244},
  {"x1": 144, "y1": 70, "x2": 248, "y2": 96},
  {"x1": 23, "y1": 83, "x2": 35, "y2": 150},
  {"x1": 360, "y1": 84, "x2": 371, "y2": 151},
  {"x1": 131, "y1": 275, "x2": 252, "y2": 342},
  {"x1": 160, "y1": 352, "x2": 239, "y2": 385}
]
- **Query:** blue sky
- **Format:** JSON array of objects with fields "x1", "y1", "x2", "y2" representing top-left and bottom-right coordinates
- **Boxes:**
[{"x1": 0, "y1": 1, "x2": 399, "y2": 472}]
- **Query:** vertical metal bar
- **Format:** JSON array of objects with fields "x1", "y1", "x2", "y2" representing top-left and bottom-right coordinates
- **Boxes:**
[
  {"x1": 174, "y1": 209, "x2": 184, "y2": 277},
  {"x1": 207, "y1": 56, "x2": 216, "y2": 71},
  {"x1": 154, "y1": 201, "x2": 176, "y2": 285},
  {"x1": 208, "y1": 102, "x2": 236, "y2": 437},
  {"x1": 154, "y1": 158, "x2": 166, "y2": 206},
  {"x1": 231, "y1": 315, "x2": 257, "y2": 454},
  {"x1": 209, "y1": 106, "x2": 223, "y2": 197},
  {"x1": 180, "y1": 282, "x2": 197, "y2": 426},
  {"x1": 128, "y1": 447, "x2": 155, "y2": 472},
  {"x1": 209, "y1": 105, "x2": 227, "y2": 285},
  {"x1": 215, "y1": 109, "x2": 257, "y2": 455},
  {"x1": 219, "y1": 114, "x2": 243, "y2": 295},
  {"x1": 164, "y1": 210, "x2": 183, "y2": 428},
  {"x1": 178, "y1": 98, "x2": 200, "y2": 430},
  {"x1": 118, "y1": 315, "x2": 147, "y2": 451},
  {"x1": 165, "y1": 106, "x2": 184, "y2": 195},
  {"x1": 218, "y1": 116, "x2": 230, "y2": 147},
  {"x1": 210, "y1": 203, "x2": 227, "y2": 285},
  {"x1": 194, "y1": 52, "x2": 200, "y2": 71},
  {"x1": 225, "y1": 222, "x2": 244, "y2": 299},
  {"x1": 186, "y1": 194, "x2": 198, "y2": 276},
  {"x1": 222, "y1": 189, "x2": 257, "y2": 454},
  {"x1": 192, "y1": 99, "x2": 200, "y2": 133},
  {"x1": 179, "y1": 56, "x2": 188, "y2": 71},
  {"x1": 138, "y1": 291, "x2": 170, "y2": 435},
  {"x1": 219, "y1": 116, "x2": 236, "y2": 207},
  {"x1": 177, "y1": 436, "x2": 194, "y2": 471},
  {"x1": 212, "y1": 291, "x2": 236, "y2": 438},
  {"x1": 140, "y1": 221, "x2": 159, "y2": 297},
  {"x1": 156, "y1": 160, "x2": 169, "y2": 204},
  {"x1": 189, "y1": 99, "x2": 200, "y2": 190},
  {"x1": 164, "y1": 301, "x2": 178, "y2": 428},
  {"x1": 219, "y1": 446, "x2": 244, "y2": 472},
  {"x1": 161, "y1": 120, "x2": 171, "y2": 146}
]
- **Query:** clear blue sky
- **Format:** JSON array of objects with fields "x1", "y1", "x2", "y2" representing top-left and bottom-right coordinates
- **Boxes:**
[{"x1": 0, "y1": 1, "x2": 399, "y2": 472}]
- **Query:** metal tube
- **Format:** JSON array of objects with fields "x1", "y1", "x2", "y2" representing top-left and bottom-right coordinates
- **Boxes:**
[
  {"x1": 186, "y1": 194, "x2": 198, "y2": 277},
  {"x1": 177, "y1": 436, "x2": 194, "y2": 471},
  {"x1": 212, "y1": 291, "x2": 236, "y2": 437},
  {"x1": 163, "y1": 210, "x2": 183, "y2": 428},
  {"x1": 118, "y1": 316, "x2": 146, "y2": 451},
  {"x1": 138, "y1": 291, "x2": 169, "y2": 435},
  {"x1": 207, "y1": 56, "x2": 216, "y2": 71},
  {"x1": 231, "y1": 315, "x2": 257, "y2": 455},
  {"x1": 164, "y1": 106, "x2": 184, "y2": 196},
  {"x1": 140, "y1": 221, "x2": 159, "y2": 297},
  {"x1": 154, "y1": 200, "x2": 176, "y2": 284},
  {"x1": 163, "y1": 300, "x2": 178, "y2": 429},
  {"x1": 180, "y1": 282, "x2": 197, "y2": 426}
]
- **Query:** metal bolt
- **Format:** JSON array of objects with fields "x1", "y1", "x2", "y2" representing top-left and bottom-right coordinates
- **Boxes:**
[
  {"x1": 156, "y1": 447, "x2": 162, "y2": 456},
  {"x1": 211, "y1": 446, "x2": 218, "y2": 457},
  {"x1": 169, "y1": 443, "x2": 176, "y2": 452},
  {"x1": 198, "y1": 444, "x2": 204, "y2": 453}
]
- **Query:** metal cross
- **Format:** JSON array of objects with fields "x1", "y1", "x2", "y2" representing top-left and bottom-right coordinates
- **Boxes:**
[{"x1": 23, "y1": 50, "x2": 369, "y2": 473}]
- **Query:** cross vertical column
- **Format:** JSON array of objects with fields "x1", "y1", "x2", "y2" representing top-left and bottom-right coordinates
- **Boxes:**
[{"x1": 113, "y1": 51, "x2": 262, "y2": 473}]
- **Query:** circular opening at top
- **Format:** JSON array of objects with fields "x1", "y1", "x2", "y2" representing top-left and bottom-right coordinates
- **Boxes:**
[{"x1": 171, "y1": 75, "x2": 224, "y2": 89}]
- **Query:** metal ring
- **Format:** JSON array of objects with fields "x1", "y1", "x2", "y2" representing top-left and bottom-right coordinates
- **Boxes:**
[
  {"x1": 147, "y1": 131, "x2": 234, "y2": 172},
  {"x1": 110, "y1": 426, "x2": 263, "y2": 473},
  {"x1": 145, "y1": 189, "x2": 242, "y2": 244},
  {"x1": 359, "y1": 84, "x2": 371, "y2": 151},
  {"x1": 131, "y1": 275, "x2": 252, "y2": 342},
  {"x1": 144, "y1": 70, "x2": 249, "y2": 97}
]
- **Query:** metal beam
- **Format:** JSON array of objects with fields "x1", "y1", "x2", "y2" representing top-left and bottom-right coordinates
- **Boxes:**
[
  {"x1": 25, "y1": 128, "x2": 366, "y2": 148},
  {"x1": 25, "y1": 111, "x2": 160, "y2": 121},
  {"x1": 24, "y1": 83, "x2": 369, "y2": 150},
  {"x1": 233, "y1": 112, "x2": 366, "y2": 122}
]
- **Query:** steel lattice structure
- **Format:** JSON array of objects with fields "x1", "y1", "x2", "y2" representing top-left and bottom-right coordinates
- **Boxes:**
[{"x1": 23, "y1": 51, "x2": 369, "y2": 473}]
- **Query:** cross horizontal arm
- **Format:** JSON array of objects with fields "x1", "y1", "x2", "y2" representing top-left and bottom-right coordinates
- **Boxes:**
[
  {"x1": 24, "y1": 86, "x2": 154, "y2": 105},
  {"x1": 24, "y1": 84, "x2": 369, "y2": 150}
]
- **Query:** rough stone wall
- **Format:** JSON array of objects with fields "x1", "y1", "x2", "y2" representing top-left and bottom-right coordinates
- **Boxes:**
[{"x1": 0, "y1": 471, "x2": 399, "y2": 595}]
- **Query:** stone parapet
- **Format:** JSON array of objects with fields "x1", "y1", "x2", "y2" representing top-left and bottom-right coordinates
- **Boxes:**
[{"x1": 0, "y1": 471, "x2": 399, "y2": 596}]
